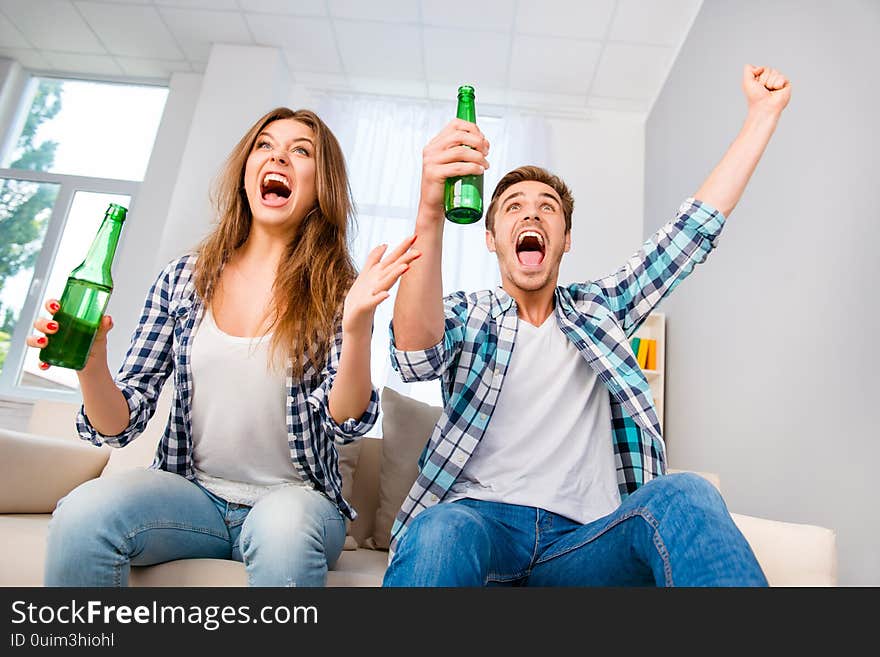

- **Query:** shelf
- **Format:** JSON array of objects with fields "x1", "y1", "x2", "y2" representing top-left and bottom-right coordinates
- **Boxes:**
[{"x1": 633, "y1": 312, "x2": 665, "y2": 431}]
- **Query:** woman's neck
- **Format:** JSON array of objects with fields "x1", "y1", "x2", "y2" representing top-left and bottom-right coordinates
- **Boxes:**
[{"x1": 234, "y1": 224, "x2": 291, "y2": 274}]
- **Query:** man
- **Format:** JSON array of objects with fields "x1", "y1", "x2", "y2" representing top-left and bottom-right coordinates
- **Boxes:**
[{"x1": 384, "y1": 65, "x2": 790, "y2": 586}]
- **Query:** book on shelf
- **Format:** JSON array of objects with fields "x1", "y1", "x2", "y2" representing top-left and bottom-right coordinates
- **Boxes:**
[
  {"x1": 636, "y1": 339, "x2": 649, "y2": 368},
  {"x1": 646, "y1": 339, "x2": 657, "y2": 370},
  {"x1": 629, "y1": 337, "x2": 641, "y2": 361},
  {"x1": 630, "y1": 337, "x2": 657, "y2": 370}
]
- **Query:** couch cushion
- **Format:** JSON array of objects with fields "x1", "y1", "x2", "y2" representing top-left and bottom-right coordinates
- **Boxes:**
[
  {"x1": 347, "y1": 437, "x2": 381, "y2": 546},
  {"x1": 25, "y1": 396, "x2": 163, "y2": 476},
  {"x1": 337, "y1": 440, "x2": 362, "y2": 538},
  {"x1": 369, "y1": 387, "x2": 441, "y2": 550},
  {"x1": 327, "y1": 549, "x2": 388, "y2": 587},
  {"x1": 26, "y1": 399, "x2": 81, "y2": 441},
  {"x1": 731, "y1": 512, "x2": 837, "y2": 586},
  {"x1": 0, "y1": 429, "x2": 109, "y2": 514},
  {"x1": 129, "y1": 558, "x2": 247, "y2": 587},
  {"x1": 0, "y1": 514, "x2": 49, "y2": 586},
  {"x1": 128, "y1": 549, "x2": 388, "y2": 587}
]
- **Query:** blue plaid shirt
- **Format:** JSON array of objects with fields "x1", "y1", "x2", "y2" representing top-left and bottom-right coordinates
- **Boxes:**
[
  {"x1": 388, "y1": 198, "x2": 726, "y2": 554},
  {"x1": 76, "y1": 253, "x2": 380, "y2": 521}
]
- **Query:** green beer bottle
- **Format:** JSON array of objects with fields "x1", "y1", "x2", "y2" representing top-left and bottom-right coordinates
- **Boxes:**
[
  {"x1": 444, "y1": 85, "x2": 483, "y2": 224},
  {"x1": 39, "y1": 203, "x2": 127, "y2": 370}
]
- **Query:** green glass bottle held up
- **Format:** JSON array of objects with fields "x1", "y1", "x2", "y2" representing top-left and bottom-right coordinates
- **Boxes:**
[
  {"x1": 39, "y1": 203, "x2": 127, "y2": 370},
  {"x1": 444, "y1": 85, "x2": 483, "y2": 224}
]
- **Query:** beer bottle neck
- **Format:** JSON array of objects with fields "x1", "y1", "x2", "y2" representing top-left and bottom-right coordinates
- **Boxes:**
[
  {"x1": 456, "y1": 96, "x2": 476, "y2": 123},
  {"x1": 71, "y1": 215, "x2": 123, "y2": 288}
]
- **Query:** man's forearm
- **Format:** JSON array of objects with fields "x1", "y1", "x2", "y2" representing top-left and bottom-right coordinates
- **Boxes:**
[
  {"x1": 694, "y1": 108, "x2": 781, "y2": 218},
  {"x1": 392, "y1": 203, "x2": 446, "y2": 350}
]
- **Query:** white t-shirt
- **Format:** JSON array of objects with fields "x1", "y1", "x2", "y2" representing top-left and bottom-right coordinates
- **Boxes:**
[
  {"x1": 190, "y1": 308, "x2": 306, "y2": 506},
  {"x1": 445, "y1": 313, "x2": 621, "y2": 524}
]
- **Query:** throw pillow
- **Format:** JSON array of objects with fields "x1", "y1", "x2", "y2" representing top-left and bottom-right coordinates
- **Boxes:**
[
  {"x1": 369, "y1": 387, "x2": 442, "y2": 550},
  {"x1": 336, "y1": 440, "x2": 363, "y2": 550}
]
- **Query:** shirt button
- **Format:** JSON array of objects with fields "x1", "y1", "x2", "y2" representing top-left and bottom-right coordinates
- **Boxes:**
[
  {"x1": 455, "y1": 454, "x2": 465, "y2": 464},
  {"x1": 429, "y1": 494, "x2": 438, "y2": 502},
  {"x1": 480, "y1": 413, "x2": 488, "y2": 421}
]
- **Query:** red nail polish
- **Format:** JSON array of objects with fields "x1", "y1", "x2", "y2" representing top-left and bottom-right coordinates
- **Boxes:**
[
  {"x1": 49, "y1": 302, "x2": 60, "y2": 312},
  {"x1": 37, "y1": 337, "x2": 47, "y2": 346},
  {"x1": 47, "y1": 321, "x2": 58, "y2": 331},
  {"x1": 39, "y1": 362, "x2": 49, "y2": 370}
]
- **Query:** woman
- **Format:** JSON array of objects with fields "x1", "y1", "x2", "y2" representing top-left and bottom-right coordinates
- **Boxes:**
[{"x1": 28, "y1": 107, "x2": 418, "y2": 586}]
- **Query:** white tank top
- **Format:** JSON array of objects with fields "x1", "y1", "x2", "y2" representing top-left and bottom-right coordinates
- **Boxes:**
[
  {"x1": 445, "y1": 313, "x2": 621, "y2": 524},
  {"x1": 189, "y1": 308, "x2": 306, "y2": 505}
]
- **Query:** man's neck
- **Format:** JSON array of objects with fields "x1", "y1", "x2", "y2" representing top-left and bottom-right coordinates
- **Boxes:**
[{"x1": 502, "y1": 280, "x2": 557, "y2": 327}]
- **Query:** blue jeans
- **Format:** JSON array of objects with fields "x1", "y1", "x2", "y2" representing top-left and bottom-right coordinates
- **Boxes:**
[
  {"x1": 383, "y1": 472, "x2": 767, "y2": 587},
  {"x1": 44, "y1": 468, "x2": 346, "y2": 587}
]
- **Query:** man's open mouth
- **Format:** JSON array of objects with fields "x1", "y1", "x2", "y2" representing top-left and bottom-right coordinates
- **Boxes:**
[
  {"x1": 260, "y1": 172, "x2": 291, "y2": 206},
  {"x1": 515, "y1": 229, "x2": 545, "y2": 267}
]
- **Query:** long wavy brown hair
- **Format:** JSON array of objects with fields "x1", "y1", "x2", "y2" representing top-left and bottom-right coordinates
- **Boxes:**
[{"x1": 194, "y1": 107, "x2": 356, "y2": 378}]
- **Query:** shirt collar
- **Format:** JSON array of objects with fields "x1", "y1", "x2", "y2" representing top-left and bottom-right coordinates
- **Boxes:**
[
  {"x1": 491, "y1": 286, "x2": 516, "y2": 319},
  {"x1": 554, "y1": 286, "x2": 576, "y2": 315}
]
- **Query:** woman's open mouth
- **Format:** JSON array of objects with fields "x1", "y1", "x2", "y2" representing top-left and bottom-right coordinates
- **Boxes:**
[
  {"x1": 260, "y1": 171, "x2": 292, "y2": 207},
  {"x1": 515, "y1": 230, "x2": 545, "y2": 268}
]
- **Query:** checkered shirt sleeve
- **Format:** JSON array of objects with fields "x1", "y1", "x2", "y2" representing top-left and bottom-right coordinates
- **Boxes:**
[
  {"x1": 583, "y1": 197, "x2": 725, "y2": 336},
  {"x1": 388, "y1": 290, "x2": 469, "y2": 382}
]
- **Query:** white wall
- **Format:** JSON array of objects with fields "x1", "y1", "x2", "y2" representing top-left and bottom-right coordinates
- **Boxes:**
[
  {"x1": 0, "y1": 58, "x2": 27, "y2": 158},
  {"x1": 645, "y1": 0, "x2": 880, "y2": 584},
  {"x1": 552, "y1": 113, "x2": 645, "y2": 285}
]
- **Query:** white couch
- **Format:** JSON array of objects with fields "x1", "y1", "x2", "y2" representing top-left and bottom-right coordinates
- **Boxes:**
[{"x1": 0, "y1": 389, "x2": 838, "y2": 586}]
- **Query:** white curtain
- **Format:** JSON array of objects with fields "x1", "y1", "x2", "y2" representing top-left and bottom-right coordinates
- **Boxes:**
[{"x1": 316, "y1": 93, "x2": 550, "y2": 420}]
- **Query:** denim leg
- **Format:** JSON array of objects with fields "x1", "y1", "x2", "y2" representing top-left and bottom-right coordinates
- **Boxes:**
[
  {"x1": 44, "y1": 469, "x2": 232, "y2": 587},
  {"x1": 238, "y1": 485, "x2": 345, "y2": 587},
  {"x1": 529, "y1": 473, "x2": 768, "y2": 587},
  {"x1": 383, "y1": 499, "x2": 535, "y2": 587}
]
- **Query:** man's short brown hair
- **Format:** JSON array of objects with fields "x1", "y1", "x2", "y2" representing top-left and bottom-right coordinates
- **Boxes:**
[{"x1": 485, "y1": 165, "x2": 574, "y2": 233}]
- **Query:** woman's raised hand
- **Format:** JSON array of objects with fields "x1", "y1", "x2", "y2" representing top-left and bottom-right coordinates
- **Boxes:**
[{"x1": 342, "y1": 234, "x2": 421, "y2": 336}]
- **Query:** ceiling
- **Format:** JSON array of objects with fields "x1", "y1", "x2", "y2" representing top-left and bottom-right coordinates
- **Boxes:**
[{"x1": 0, "y1": 0, "x2": 702, "y2": 117}]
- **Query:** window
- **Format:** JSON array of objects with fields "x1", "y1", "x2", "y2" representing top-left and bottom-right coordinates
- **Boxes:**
[{"x1": 0, "y1": 76, "x2": 167, "y2": 399}]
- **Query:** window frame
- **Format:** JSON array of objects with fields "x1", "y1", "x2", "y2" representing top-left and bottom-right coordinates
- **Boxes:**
[{"x1": 0, "y1": 71, "x2": 163, "y2": 403}]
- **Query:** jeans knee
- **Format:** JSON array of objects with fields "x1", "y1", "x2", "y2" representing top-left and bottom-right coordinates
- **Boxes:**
[
  {"x1": 241, "y1": 487, "x2": 342, "y2": 558},
  {"x1": 49, "y1": 469, "x2": 191, "y2": 549},
  {"x1": 402, "y1": 503, "x2": 491, "y2": 556},
  {"x1": 49, "y1": 478, "x2": 107, "y2": 540},
  {"x1": 656, "y1": 472, "x2": 726, "y2": 513}
]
